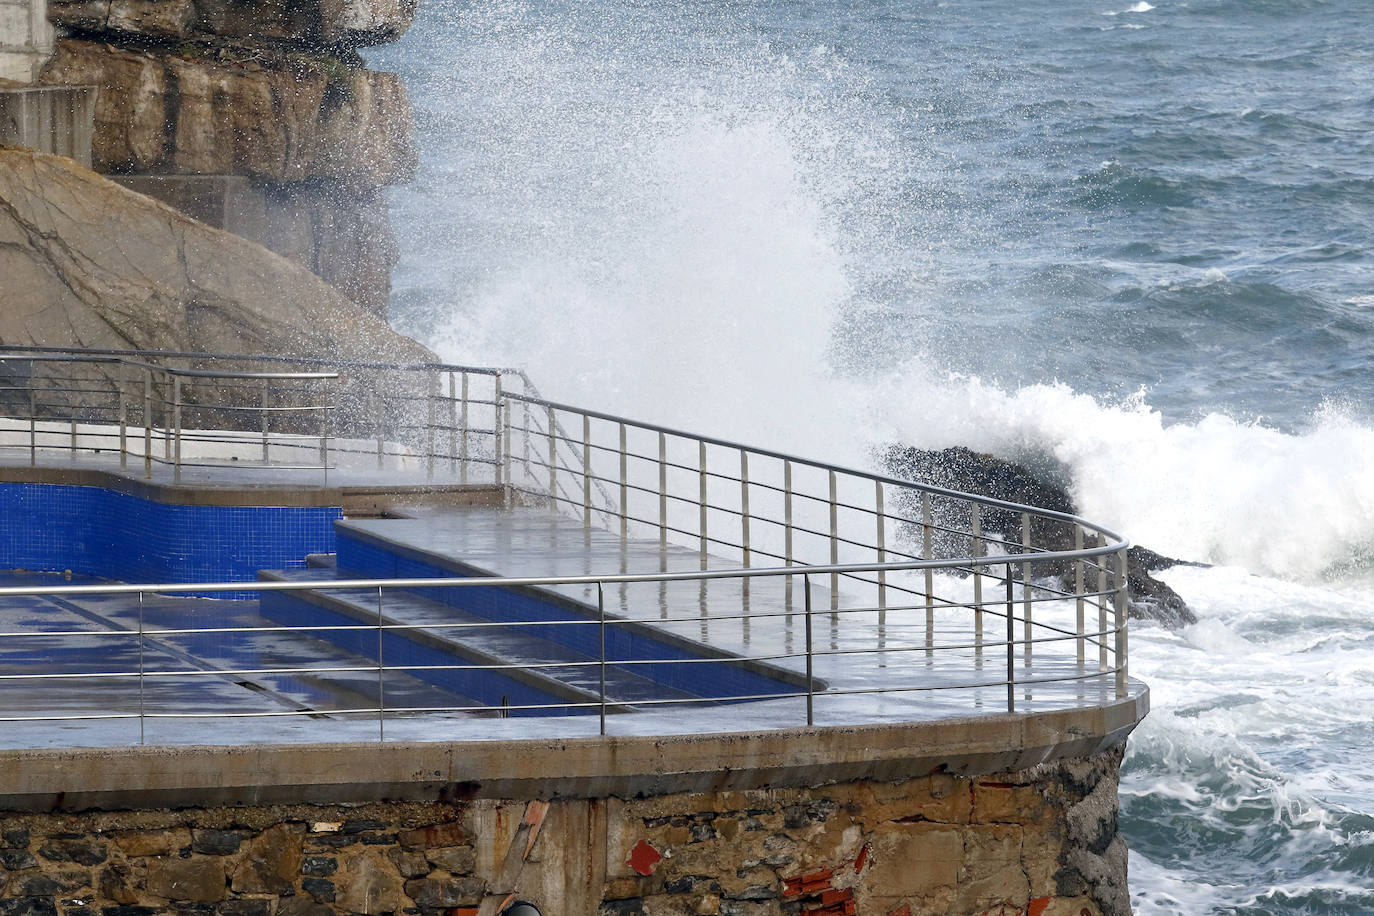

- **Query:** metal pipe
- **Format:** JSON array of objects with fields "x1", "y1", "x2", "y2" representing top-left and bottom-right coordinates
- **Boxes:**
[
  {"x1": 377, "y1": 586, "x2": 385, "y2": 742},
  {"x1": 172, "y1": 376, "x2": 182, "y2": 484},
  {"x1": 618, "y1": 422, "x2": 628, "y2": 540},
  {"x1": 1116, "y1": 547, "x2": 1129, "y2": 697},
  {"x1": 1075, "y1": 525, "x2": 1086, "y2": 665},
  {"x1": 459, "y1": 371, "x2": 470, "y2": 484},
  {"x1": 1005, "y1": 564, "x2": 1015, "y2": 713},
  {"x1": 804, "y1": 573, "x2": 814, "y2": 727},
  {"x1": 698, "y1": 440, "x2": 708, "y2": 569},
  {"x1": 583, "y1": 413, "x2": 593, "y2": 528},
  {"x1": 875, "y1": 481, "x2": 887, "y2": 622},
  {"x1": 1021, "y1": 512, "x2": 1033, "y2": 666},
  {"x1": 658, "y1": 431, "x2": 668, "y2": 552},
  {"x1": 972, "y1": 504, "x2": 983, "y2": 652},
  {"x1": 922, "y1": 492, "x2": 934, "y2": 655},
  {"x1": 598, "y1": 581, "x2": 608, "y2": 736},
  {"x1": 740, "y1": 451, "x2": 751, "y2": 568}
]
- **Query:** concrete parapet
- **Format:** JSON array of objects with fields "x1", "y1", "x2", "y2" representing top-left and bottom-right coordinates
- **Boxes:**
[{"x1": 0, "y1": 83, "x2": 93, "y2": 163}]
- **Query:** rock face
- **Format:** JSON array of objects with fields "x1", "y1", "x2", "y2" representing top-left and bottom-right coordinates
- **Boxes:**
[
  {"x1": 0, "y1": 146, "x2": 431, "y2": 363},
  {"x1": 35, "y1": 0, "x2": 417, "y2": 314},
  {"x1": 884, "y1": 445, "x2": 1198, "y2": 627}
]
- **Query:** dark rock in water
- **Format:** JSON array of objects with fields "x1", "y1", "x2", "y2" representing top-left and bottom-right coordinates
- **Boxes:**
[{"x1": 882, "y1": 445, "x2": 1199, "y2": 627}]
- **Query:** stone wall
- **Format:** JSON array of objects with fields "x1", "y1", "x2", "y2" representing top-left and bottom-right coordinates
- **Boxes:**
[
  {"x1": 35, "y1": 0, "x2": 417, "y2": 315},
  {"x1": 0, "y1": 748, "x2": 1128, "y2": 916}
]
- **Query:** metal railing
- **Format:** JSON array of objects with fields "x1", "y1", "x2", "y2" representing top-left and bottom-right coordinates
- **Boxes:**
[{"x1": 0, "y1": 346, "x2": 1133, "y2": 742}]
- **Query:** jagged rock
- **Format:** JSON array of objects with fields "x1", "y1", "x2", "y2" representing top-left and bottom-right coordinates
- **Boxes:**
[
  {"x1": 883, "y1": 445, "x2": 1199, "y2": 627},
  {"x1": 0, "y1": 146, "x2": 433, "y2": 365},
  {"x1": 47, "y1": 0, "x2": 416, "y2": 48},
  {"x1": 39, "y1": 38, "x2": 416, "y2": 186}
]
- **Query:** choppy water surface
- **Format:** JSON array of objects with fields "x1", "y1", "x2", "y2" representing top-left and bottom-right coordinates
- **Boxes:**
[{"x1": 368, "y1": 1, "x2": 1374, "y2": 911}]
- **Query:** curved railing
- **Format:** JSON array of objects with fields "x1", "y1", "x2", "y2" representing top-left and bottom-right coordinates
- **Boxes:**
[{"x1": 0, "y1": 347, "x2": 1132, "y2": 743}]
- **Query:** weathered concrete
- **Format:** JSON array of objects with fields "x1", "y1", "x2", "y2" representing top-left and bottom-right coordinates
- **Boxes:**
[
  {"x1": 0, "y1": 694, "x2": 1146, "y2": 810},
  {"x1": 0, "y1": 0, "x2": 52, "y2": 83},
  {"x1": 0, "y1": 84, "x2": 93, "y2": 163}
]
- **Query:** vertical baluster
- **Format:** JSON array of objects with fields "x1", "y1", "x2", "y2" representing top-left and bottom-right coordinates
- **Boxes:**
[
  {"x1": 784, "y1": 460, "x2": 794, "y2": 610},
  {"x1": 172, "y1": 375, "x2": 182, "y2": 484},
  {"x1": 1005, "y1": 565, "x2": 1015, "y2": 713},
  {"x1": 922, "y1": 493, "x2": 934, "y2": 655},
  {"x1": 1021, "y1": 512, "x2": 1033, "y2": 667},
  {"x1": 1116, "y1": 547, "x2": 1129, "y2": 697},
  {"x1": 1075, "y1": 525, "x2": 1086, "y2": 665},
  {"x1": 459, "y1": 372, "x2": 470, "y2": 484},
  {"x1": 426, "y1": 369, "x2": 437, "y2": 481},
  {"x1": 1097, "y1": 533, "x2": 1109, "y2": 672},
  {"x1": 658, "y1": 432, "x2": 668, "y2": 551},
  {"x1": 547, "y1": 405, "x2": 557, "y2": 503},
  {"x1": 875, "y1": 481, "x2": 887, "y2": 630},
  {"x1": 804, "y1": 573, "x2": 814, "y2": 727},
  {"x1": 972, "y1": 504, "x2": 983, "y2": 654},
  {"x1": 740, "y1": 451, "x2": 751, "y2": 568},
  {"x1": 828, "y1": 470, "x2": 839, "y2": 613},
  {"x1": 618, "y1": 422, "x2": 628, "y2": 540},
  {"x1": 698, "y1": 440, "x2": 708, "y2": 569},
  {"x1": 582, "y1": 414, "x2": 593, "y2": 527},
  {"x1": 448, "y1": 371, "x2": 458, "y2": 475}
]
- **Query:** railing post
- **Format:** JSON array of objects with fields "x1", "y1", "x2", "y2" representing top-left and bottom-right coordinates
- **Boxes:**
[
  {"x1": 459, "y1": 372, "x2": 470, "y2": 484},
  {"x1": 143, "y1": 369, "x2": 152, "y2": 478},
  {"x1": 172, "y1": 375, "x2": 182, "y2": 484},
  {"x1": 496, "y1": 377, "x2": 509, "y2": 492},
  {"x1": 426, "y1": 369, "x2": 438, "y2": 481},
  {"x1": 1005, "y1": 563, "x2": 1015, "y2": 713},
  {"x1": 1115, "y1": 547, "x2": 1129, "y2": 697},
  {"x1": 598, "y1": 581, "x2": 607, "y2": 736},
  {"x1": 1021, "y1": 512, "x2": 1033, "y2": 666},
  {"x1": 658, "y1": 432, "x2": 668, "y2": 551},
  {"x1": 1075, "y1": 525, "x2": 1086, "y2": 665},
  {"x1": 138, "y1": 590, "x2": 145, "y2": 745},
  {"x1": 618, "y1": 422, "x2": 628, "y2": 540},
  {"x1": 1097, "y1": 534, "x2": 1109, "y2": 672},
  {"x1": 448, "y1": 371, "x2": 458, "y2": 476},
  {"x1": 27, "y1": 368, "x2": 35, "y2": 466},
  {"x1": 804, "y1": 573, "x2": 814, "y2": 727},
  {"x1": 784, "y1": 460, "x2": 794, "y2": 609},
  {"x1": 262, "y1": 381, "x2": 271, "y2": 464},
  {"x1": 875, "y1": 481, "x2": 887, "y2": 624},
  {"x1": 547, "y1": 405, "x2": 557, "y2": 503},
  {"x1": 582, "y1": 413, "x2": 592, "y2": 528},
  {"x1": 972, "y1": 504, "x2": 983, "y2": 654},
  {"x1": 828, "y1": 470, "x2": 839, "y2": 612},
  {"x1": 118, "y1": 383, "x2": 127, "y2": 469},
  {"x1": 922, "y1": 493, "x2": 934, "y2": 655},
  {"x1": 377, "y1": 586, "x2": 385, "y2": 742},
  {"x1": 740, "y1": 451, "x2": 751, "y2": 568},
  {"x1": 374, "y1": 388, "x2": 384, "y2": 471},
  {"x1": 319, "y1": 380, "x2": 330, "y2": 487},
  {"x1": 698, "y1": 440, "x2": 708, "y2": 569}
]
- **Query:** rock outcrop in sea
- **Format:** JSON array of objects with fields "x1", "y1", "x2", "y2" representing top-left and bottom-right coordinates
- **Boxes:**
[
  {"x1": 884, "y1": 445, "x2": 1198, "y2": 627},
  {"x1": 36, "y1": 0, "x2": 418, "y2": 314}
]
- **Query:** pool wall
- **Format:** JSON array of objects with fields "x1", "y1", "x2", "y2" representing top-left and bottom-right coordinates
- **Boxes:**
[{"x1": 0, "y1": 482, "x2": 340, "y2": 584}]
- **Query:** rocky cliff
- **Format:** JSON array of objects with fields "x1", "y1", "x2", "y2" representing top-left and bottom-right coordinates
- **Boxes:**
[
  {"x1": 36, "y1": 0, "x2": 418, "y2": 314},
  {"x1": 0, "y1": 146, "x2": 431, "y2": 362}
]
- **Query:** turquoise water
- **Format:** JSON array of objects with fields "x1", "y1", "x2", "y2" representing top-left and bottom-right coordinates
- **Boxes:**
[{"x1": 368, "y1": 1, "x2": 1374, "y2": 911}]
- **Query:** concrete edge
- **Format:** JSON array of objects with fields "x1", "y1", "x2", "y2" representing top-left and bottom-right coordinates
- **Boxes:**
[
  {"x1": 0, "y1": 687, "x2": 1148, "y2": 811},
  {"x1": 0, "y1": 464, "x2": 504, "y2": 509}
]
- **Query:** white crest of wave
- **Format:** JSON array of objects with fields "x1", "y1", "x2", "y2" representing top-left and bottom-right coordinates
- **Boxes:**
[{"x1": 878, "y1": 375, "x2": 1374, "y2": 580}]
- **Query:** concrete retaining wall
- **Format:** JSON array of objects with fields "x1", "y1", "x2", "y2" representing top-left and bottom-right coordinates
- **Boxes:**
[{"x1": 0, "y1": 746, "x2": 1130, "y2": 916}]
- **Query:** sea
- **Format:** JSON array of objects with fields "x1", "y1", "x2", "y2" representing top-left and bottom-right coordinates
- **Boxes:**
[{"x1": 364, "y1": 1, "x2": 1374, "y2": 912}]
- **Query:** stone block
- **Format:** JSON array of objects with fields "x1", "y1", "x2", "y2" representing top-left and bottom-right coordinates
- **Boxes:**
[
  {"x1": 145, "y1": 856, "x2": 227, "y2": 903},
  {"x1": 116, "y1": 829, "x2": 191, "y2": 858},
  {"x1": 37, "y1": 838, "x2": 107, "y2": 866},
  {"x1": 190, "y1": 832, "x2": 242, "y2": 857},
  {"x1": 402, "y1": 877, "x2": 486, "y2": 909},
  {"x1": 863, "y1": 826, "x2": 961, "y2": 896},
  {"x1": 333, "y1": 847, "x2": 406, "y2": 916},
  {"x1": 396, "y1": 822, "x2": 469, "y2": 851},
  {"x1": 421, "y1": 846, "x2": 475, "y2": 875},
  {"x1": 231, "y1": 825, "x2": 304, "y2": 895}
]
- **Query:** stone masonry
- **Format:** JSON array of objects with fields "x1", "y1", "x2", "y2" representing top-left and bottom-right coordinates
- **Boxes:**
[{"x1": 0, "y1": 748, "x2": 1129, "y2": 916}]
